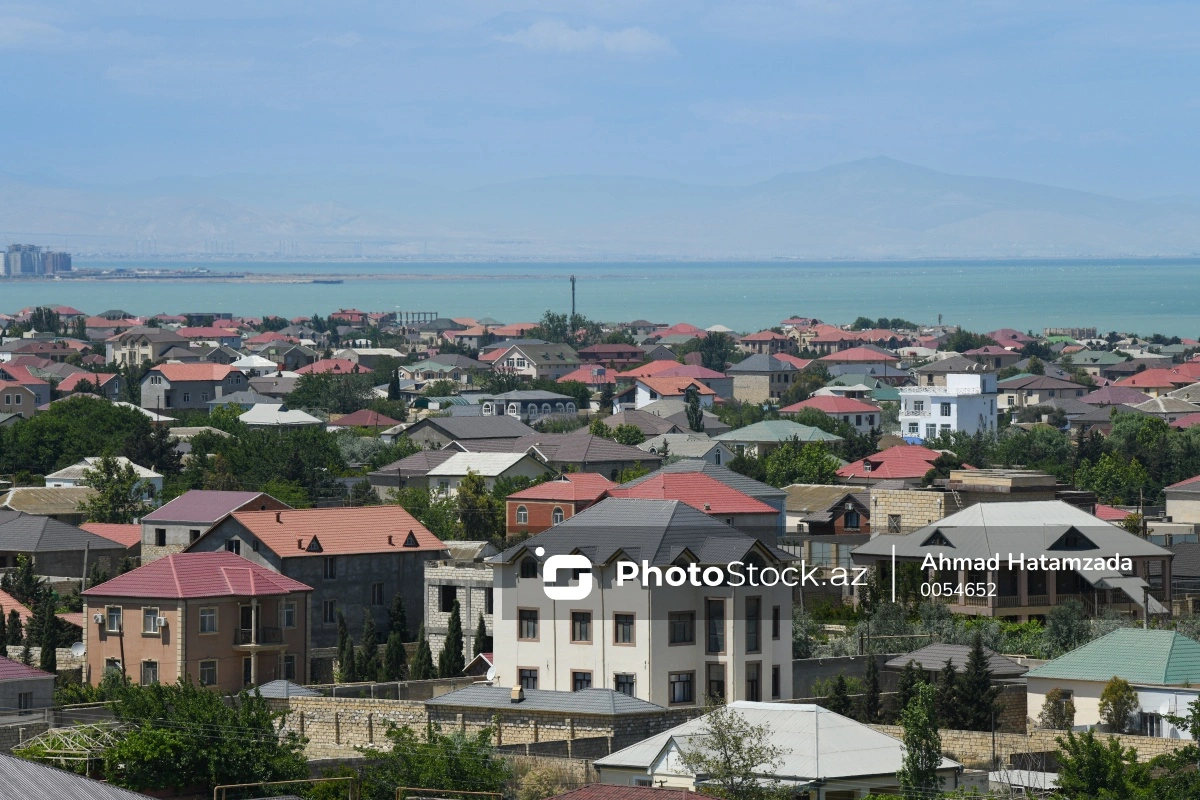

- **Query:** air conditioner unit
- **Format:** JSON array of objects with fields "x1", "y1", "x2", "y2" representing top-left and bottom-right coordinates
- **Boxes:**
[
  {"x1": 845, "y1": 502, "x2": 854, "y2": 511},
  {"x1": 155, "y1": 616, "x2": 168, "y2": 627},
  {"x1": 92, "y1": 613, "x2": 104, "y2": 624}
]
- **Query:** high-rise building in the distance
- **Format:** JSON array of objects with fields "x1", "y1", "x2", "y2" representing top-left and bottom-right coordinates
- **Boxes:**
[
  {"x1": 42, "y1": 251, "x2": 72, "y2": 274},
  {"x1": 4, "y1": 244, "x2": 42, "y2": 276}
]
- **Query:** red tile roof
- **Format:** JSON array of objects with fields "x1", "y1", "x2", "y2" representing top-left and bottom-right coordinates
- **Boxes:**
[
  {"x1": 636, "y1": 377, "x2": 717, "y2": 396},
  {"x1": 781, "y1": 396, "x2": 880, "y2": 415},
  {"x1": 610, "y1": 473, "x2": 776, "y2": 515},
  {"x1": 150, "y1": 363, "x2": 242, "y2": 382},
  {"x1": 245, "y1": 331, "x2": 296, "y2": 345},
  {"x1": 58, "y1": 372, "x2": 119, "y2": 393},
  {"x1": 1171, "y1": 413, "x2": 1200, "y2": 430},
  {"x1": 0, "y1": 589, "x2": 33, "y2": 624},
  {"x1": 229, "y1": 506, "x2": 446, "y2": 556},
  {"x1": 508, "y1": 473, "x2": 617, "y2": 502},
  {"x1": 558, "y1": 367, "x2": 618, "y2": 385},
  {"x1": 333, "y1": 409, "x2": 401, "y2": 428},
  {"x1": 84, "y1": 552, "x2": 312, "y2": 599},
  {"x1": 838, "y1": 445, "x2": 947, "y2": 480},
  {"x1": 0, "y1": 656, "x2": 54, "y2": 681},
  {"x1": 1093, "y1": 503, "x2": 1132, "y2": 522},
  {"x1": 295, "y1": 359, "x2": 372, "y2": 375},
  {"x1": 1168, "y1": 474, "x2": 1200, "y2": 490},
  {"x1": 618, "y1": 360, "x2": 686, "y2": 378},
  {"x1": 177, "y1": 326, "x2": 239, "y2": 339},
  {"x1": 1114, "y1": 369, "x2": 1192, "y2": 389},
  {"x1": 739, "y1": 330, "x2": 789, "y2": 342},
  {"x1": 652, "y1": 364, "x2": 727, "y2": 379},
  {"x1": 818, "y1": 345, "x2": 900, "y2": 363},
  {"x1": 81, "y1": 523, "x2": 141, "y2": 548},
  {"x1": 143, "y1": 490, "x2": 286, "y2": 524},
  {"x1": 0, "y1": 364, "x2": 49, "y2": 386},
  {"x1": 57, "y1": 611, "x2": 84, "y2": 629},
  {"x1": 774, "y1": 354, "x2": 813, "y2": 370}
]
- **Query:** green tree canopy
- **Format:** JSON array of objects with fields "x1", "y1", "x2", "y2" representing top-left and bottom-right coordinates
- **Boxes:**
[
  {"x1": 79, "y1": 454, "x2": 153, "y2": 524},
  {"x1": 896, "y1": 684, "x2": 943, "y2": 800}
]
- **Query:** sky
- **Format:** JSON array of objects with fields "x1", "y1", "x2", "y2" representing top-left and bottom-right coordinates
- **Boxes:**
[{"x1": 3, "y1": 1, "x2": 1199, "y2": 198}]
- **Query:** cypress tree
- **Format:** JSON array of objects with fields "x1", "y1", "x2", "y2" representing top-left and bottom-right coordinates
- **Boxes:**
[
  {"x1": 438, "y1": 599, "x2": 465, "y2": 678},
  {"x1": 897, "y1": 684, "x2": 942, "y2": 800},
  {"x1": 895, "y1": 659, "x2": 926, "y2": 722},
  {"x1": 358, "y1": 611, "x2": 381, "y2": 682},
  {"x1": 7, "y1": 610, "x2": 22, "y2": 646},
  {"x1": 826, "y1": 673, "x2": 852, "y2": 716},
  {"x1": 388, "y1": 594, "x2": 410, "y2": 641},
  {"x1": 473, "y1": 613, "x2": 489, "y2": 657},
  {"x1": 20, "y1": 640, "x2": 32, "y2": 666},
  {"x1": 387, "y1": 370, "x2": 401, "y2": 401},
  {"x1": 935, "y1": 659, "x2": 961, "y2": 729},
  {"x1": 335, "y1": 610, "x2": 356, "y2": 683},
  {"x1": 409, "y1": 625, "x2": 435, "y2": 680},
  {"x1": 381, "y1": 629, "x2": 408, "y2": 681},
  {"x1": 0, "y1": 604, "x2": 6, "y2": 647},
  {"x1": 958, "y1": 631, "x2": 1001, "y2": 731},
  {"x1": 860, "y1": 654, "x2": 881, "y2": 723}
]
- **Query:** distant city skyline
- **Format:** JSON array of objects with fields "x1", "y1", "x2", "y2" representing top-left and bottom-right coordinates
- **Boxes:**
[{"x1": 4, "y1": 1, "x2": 1200, "y2": 201}]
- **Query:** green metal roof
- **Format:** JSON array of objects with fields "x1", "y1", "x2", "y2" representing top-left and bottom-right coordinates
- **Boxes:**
[
  {"x1": 1026, "y1": 629, "x2": 1200, "y2": 685},
  {"x1": 714, "y1": 420, "x2": 842, "y2": 443}
]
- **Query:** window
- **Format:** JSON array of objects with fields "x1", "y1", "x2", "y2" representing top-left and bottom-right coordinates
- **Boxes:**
[
  {"x1": 106, "y1": 606, "x2": 122, "y2": 633},
  {"x1": 105, "y1": 658, "x2": 122, "y2": 674},
  {"x1": 706, "y1": 599, "x2": 725, "y2": 654},
  {"x1": 907, "y1": 422, "x2": 918, "y2": 434},
  {"x1": 706, "y1": 663, "x2": 726, "y2": 700},
  {"x1": 867, "y1": 415, "x2": 875, "y2": 426},
  {"x1": 143, "y1": 607, "x2": 160, "y2": 634},
  {"x1": 199, "y1": 607, "x2": 217, "y2": 633},
  {"x1": 571, "y1": 611, "x2": 592, "y2": 643},
  {"x1": 551, "y1": 506, "x2": 565, "y2": 525},
  {"x1": 189, "y1": 529, "x2": 201, "y2": 543},
  {"x1": 925, "y1": 424, "x2": 937, "y2": 439},
  {"x1": 844, "y1": 509, "x2": 861, "y2": 530},
  {"x1": 518, "y1": 609, "x2": 539, "y2": 640},
  {"x1": 439, "y1": 585, "x2": 457, "y2": 613},
  {"x1": 668, "y1": 612, "x2": 695, "y2": 645},
  {"x1": 913, "y1": 400, "x2": 924, "y2": 413},
  {"x1": 485, "y1": 588, "x2": 494, "y2": 615},
  {"x1": 855, "y1": 414, "x2": 862, "y2": 426},
  {"x1": 745, "y1": 597, "x2": 761, "y2": 653},
  {"x1": 746, "y1": 662, "x2": 761, "y2": 702},
  {"x1": 771, "y1": 665, "x2": 781, "y2": 699},
  {"x1": 519, "y1": 668, "x2": 538, "y2": 690},
  {"x1": 251, "y1": 538, "x2": 260, "y2": 552},
  {"x1": 368, "y1": 583, "x2": 384, "y2": 606},
  {"x1": 281, "y1": 602, "x2": 296, "y2": 629},
  {"x1": 283, "y1": 655, "x2": 296, "y2": 681},
  {"x1": 516, "y1": 505, "x2": 528, "y2": 524},
  {"x1": 615, "y1": 673, "x2": 636, "y2": 697},
  {"x1": 940, "y1": 402, "x2": 951, "y2": 417},
  {"x1": 772, "y1": 606, "x2": 781, "y2": 640},
  {"x1": 572, "y1": 671, "x2": 592, "y2": 691},
  {"x1": 323, "y1": 556, "x2": 337, "y2": 580},
  {"x1": 888, "y1": 514, "x2": 902, "y2": 533},
  {"x1": 141, "y1": 660, "x2": 159, "y2": 686},
  {"x1": 614, "y1": 613, "x2": 634, "y2": 644},
  {"x1": 520, "y1": 557, "x2": 538, "y2": 579},
  {"x1": 225, "y1": 539, "x2": 241, "y2": 555},
  {"x1": 940, "y1": 423, "x2": 951, "y2": 434},
  {"x1": 322, "y1": 600, "x2": 337, "y2": 624},
  {"x1": 17, "y1": 692, "x2": 32, "y2": 713},
  {"x1": 669, "y1": 671, "x2": 695, "y2": 704},
  {"x1": 182, "y1": 392, "x2": 190, "y2": 403},
  {"x1": 154, "y1": 528, "x2": 166, "y2": 547},
  {"x1": 201, "y1": 392, "x2": 209, "y2": 402}
]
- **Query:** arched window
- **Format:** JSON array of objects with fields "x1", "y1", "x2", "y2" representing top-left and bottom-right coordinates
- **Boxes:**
[
  {"x1": 516, "y1": 505, "x2": 528, "y2": 524},
  {"x1": 507, "y1": 402, "x2": 520, "y2": 416},
  {"x1": 482, "y1": 402, "x2": 493, "y2": 416},
  {"x1": 552, "y1": 507, "x2": 565, "y2": 525},
  {"x1": 520, "y1": 557, "x2": 538, "y2": 579},
  {"x1": 565, "y1": 402, "x2": 576, "y2": 413},
  {"x1": 555, "y1": 402, "x2": 565, "y2": 413},
  {"x1": 542, "y1": 403, "x2": 553, "y2": 416}
]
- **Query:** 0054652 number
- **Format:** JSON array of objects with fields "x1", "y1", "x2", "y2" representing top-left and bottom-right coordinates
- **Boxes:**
[{"x1": 920, "y1": 582, "x2": 997, "y2": 598}]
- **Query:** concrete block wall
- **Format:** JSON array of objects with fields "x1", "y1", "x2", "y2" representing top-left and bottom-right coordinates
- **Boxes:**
[
  {"x1": 423, "y1": 562, "x2": 493, "y2": 655},
  {"x1": 870, "y1": 490, "x2": 957, "y2": 533},
  {"x1": 0, "y1": 719, "x2": 49, "y2": 753},
  {"x1": 732, "y1": 375, "x2": 770, "y2": 405}
]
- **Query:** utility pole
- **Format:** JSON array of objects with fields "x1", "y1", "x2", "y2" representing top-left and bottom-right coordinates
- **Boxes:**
[{"x1": 570, "y1": 275, "x2": 576, "y2": 319}]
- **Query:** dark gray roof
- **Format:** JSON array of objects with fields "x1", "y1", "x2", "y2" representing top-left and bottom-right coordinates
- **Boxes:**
[
  {"x1": 624, "y1": 459, "x2": 786, "y2": 503},
  {"x1": 369, "y1": 449, "x2": 457, "y2": 477},
  {"x1": 1165, "y1": 542, "x2": 1200, "y2": 577},
  {"x1": 493, "y1": 497, "x2": 789, "y2": 567},
  {"x1": 207, "y1": 389, "x2": 281, "y2": 407},
  {"x1": 1073, "y1": 404, "x2": 1152, "y2": 424},
  {"x1": 601, "y1": 408, "x2": 682, "y2": 437},
  {"x1": 914, "y1": 355, "x2": 992, "y2": 374},
  {"x1": 998, "y1": 375, "x2": 1087, "y2": 391},
  {"x1": 0, "y1": 751, "x2": 152, "y2": 799},
  {"x1": 428, "y1": 685, "x2": 663, "y2": 715},
  {"x1": 456, "y1": 433, "x2": 662, "y2": 466},
  {"x1": 410, "y1": 415, "x2": 536, "y2": 440},
  {"x1": 885, "y1": 643, "x2": 1028, "y2": 677},
  {"x1": 1022, "y1": 397, "x2": 1093, "y2": 416},
  {"x1": 485, "y1": 390, "x2": 575, "y2": 402},
  {"x1": 0, "y1": 511, "x2": 125, "y2": 553},
  {"x1": 727, "y1": 353, "x2": 799, "y2": 373}
]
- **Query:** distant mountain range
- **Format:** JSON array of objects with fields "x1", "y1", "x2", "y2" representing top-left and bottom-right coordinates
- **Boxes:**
[{"x1": 3, "y1": 157, "x2": 1199, "y2": 259}]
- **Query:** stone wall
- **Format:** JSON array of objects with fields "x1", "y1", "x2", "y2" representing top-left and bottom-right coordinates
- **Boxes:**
[
  {"x1": 869, "y1": 489, "x2": 958, "y2": 533},
  {"x1": 732, "y1": 375, "x2": 770, "y2": 405},
  {"x1": 0, "y1": 718, "x2": 49, "y2": 753}
]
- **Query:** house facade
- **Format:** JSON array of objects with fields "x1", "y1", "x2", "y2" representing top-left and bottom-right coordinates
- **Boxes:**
[
  {"x1": 494, "y1": 343, "x2": 582, "y2": 381},
  {"x1": 140, "y1": 364, "x2": 249, "y2": 411},
  {"x1": 898, "y1": 373, "x2": 997, "y2": 441},
  {"x1": 141, "y1": 490, "x2": 291, "y2": 562}
]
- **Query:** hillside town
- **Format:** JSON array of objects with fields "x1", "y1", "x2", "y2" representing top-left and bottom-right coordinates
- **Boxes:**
[{"x1": 1, "y1": 303, "x2": 1200, "y2": 799}]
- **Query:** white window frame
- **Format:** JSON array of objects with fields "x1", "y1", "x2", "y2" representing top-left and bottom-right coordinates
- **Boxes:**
[{"x1": 199, "y1": 606, "x2": 218, "y2": 634}]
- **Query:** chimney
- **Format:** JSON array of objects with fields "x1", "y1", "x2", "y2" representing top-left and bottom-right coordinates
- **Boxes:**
[
  {"x1": 703, "y1": 503, "x2": 711, "y2": 511},
  {"x1": 511, "y1": 685, "x2": 525, "y2": 703},
  {"x1": 388, "y1": 534, "x2": 394, "y2": 546},
  {"x1": 297, "y1": 538, "x2": 303, "y2": 549},
  {"x1": 276, "y1": 511, "x2": 282, "y2": 523}
]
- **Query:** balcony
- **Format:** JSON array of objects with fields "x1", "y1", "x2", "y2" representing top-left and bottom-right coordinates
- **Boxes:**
[{"x1": 233, "y1": 627, "x2": 285, "y2": 650}]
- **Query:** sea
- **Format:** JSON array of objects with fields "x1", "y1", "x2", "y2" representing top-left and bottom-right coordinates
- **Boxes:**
[{"x1": 2, "y1": 259, "x2": 1198, "y2": 336}]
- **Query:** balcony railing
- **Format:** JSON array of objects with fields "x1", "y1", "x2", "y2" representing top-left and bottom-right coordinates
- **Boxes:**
[{"x1": 234, "y1": 627, "x2": 283, "y2": 646}]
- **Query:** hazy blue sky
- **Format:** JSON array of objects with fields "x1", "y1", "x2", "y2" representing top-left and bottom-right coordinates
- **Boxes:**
[{"x1": 4, "y1": 1, "x2": 1198, "y2": 197}]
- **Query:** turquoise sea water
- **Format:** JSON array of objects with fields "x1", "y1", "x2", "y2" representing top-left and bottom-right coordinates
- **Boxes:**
[{"x1": 2, "y1": 259, "x2": 1198, "y2": 335}]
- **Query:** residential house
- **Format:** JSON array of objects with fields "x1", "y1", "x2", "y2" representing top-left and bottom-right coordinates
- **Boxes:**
[
  {"x1": 964, "y1": 345, "x2": 1023, "y2": 370},
  {"x1": 1114, "y1": 368, "x2": 1194, "y2": 397},
  {"x1": 0, "y1": 382, "x2": 37, "y2": 418},
  {"x1": 558, "y1": 366, "x2": 618, "y2": 392},
  {"x1": 140, "y1": 490, "x2": 290, "y2": 562},
  {"x1": 1132, "y1": 397, "x2": 1200, "y2": 424},
  {"x1": 0, "y1": 657, "x2": 54, "y2": 712},
  {"x1": 600, "y1": 408, "x2": 683, "y2": 438},
  {"x1": 737, "y1": 330, "x2": 794, "y2": 355},
  {"x1": 647, "y1": 364, "x2": 733, "y2": 399},
  {"x1": 454, "y1": 433, "x2": 662, "y2": 481},
  {"x1": 727, "y1": 354, "x2": 803, "y2": 402},
  {"x1": 478, "y1": 390, "x2": 579, "y2": 422},
  {"x1": 985, "y1": 328, "x2": 1037, "y2": 348},
  {"x1": 255, "y1": 343, "x2": 318, "y2": 372},
  {"x1": 403, "y1": 416, "x2": 536, "y2": 449},
  {"x1": 489, "y1": 499, "x2": 794, "y2": 704},
  {"x1": 400, "y1": 355, "x2": 488, "y2": 386},
  {"x1": 0, "y1": 487, "x2": 98, "y2": 526},
  {"x1": 239, "y1": 403, "x2": 322, "y2": 428},
  {"x1": 81, "y1": 522, "x2": 143, "y2": 560},
  {"x1": 295, "y1": 358, "x2": 372, "y2": 376},
  {"x1": 367, "y1": 450, "x2": 458, "y2": 495},
  {"x1": 594, "y1": 702, "x2": 963, "y2": 795},
  {"x1": 784, "y1": 484, "x2": 870, "y2": 536},
  {"x1": 615, "y1": 377, "x2": 717, "y2": 412},
  {"x1": 913, "y1": 355, "x2": 994, "y2": 387},
  {"x1": 1165, "y1": 475, "x2": 1200, "y2": 528},
  {"x1": 1026, "y1": 629, "x2": 1200, "y2": 738},
  {"x1": 863, "y1": 468, "x2": 1069, "y2": 532},
  {"x1": 45, "y1": 457, "x2": 163, "y2": 504},
  {"x1": 713, "y1": 420, "x2": 842, "y2": 459},
  {"x1": 578, "y1": 343, "x2": 646, "y2": 367},
  {"x1": 0, "y1": 365, "x2": 49, "y2": 406},
  {"x1": 493, "y1": 343, "x2": 582, "y2": 381},
  {"x1": 140, "y1": 364, "x2": 248, "y2": 412},
  {"x1": 328, "y1": 408, "x2": 402, "y2": 431},
  {"x1": 780, "y1": 395, "x2": 881, "y2": 434},
  {"x1": 506, "y1": 473, "x2": 616, "y2": 538},
  {"x1": 82, "y1": 552, "x2": 312, "y2": 690},
  {"x1": 423, "y1": 540, "x2": 499, "y2": 654},
  {"x1": 997, "y1": 375, "x2": 1089, "y2": 412},
  {"x1": 105, "y1": 328, "x2": 189, "y2": 366},
  {"x1": 335, "y1": 347, "x2": 407, "y2": 370},
  {"x1": 622, "y1": 459, "x2": 787, "y2": 538},
  {"x1": 187, "y1": 505, "x2": 447, "y2": 648},
  {"x1": 426, "y1": 452, "x2": 550, "y2": 496},
  {"x1": 638, "y1": 398, "x2": 731, "y2": 436},
  {"x1": 899, "y1": 373, "x2": 997, "y2": 441},
  {"x1": 886, "y1": 642, "x2": 1027, "y2": 679},
  {"x1": 1069, "y1": 350, "x2": 1129, "y2": 377},
  {"x1": 1081, "y1": 385, "x2": 1153, "y2": 406},
  {"x1": 609, "y1": 473, "x2": 780, "y2": 541},
  {"x1": 228, "y1": 355, "x2": 279, "y2": 377},
  {"x1": 818, "y1": 344, "x2": 902, "y2": 369},
  {"x1": 852, "y1": 500, "x2": 1172, "y2": 622},
  {"x1": 837, "y1": 444, "x2": 948, "y2": 486},
  {"x1": 0, "y1": 509, "x2": 127, "y2": 575},
  {"x1": 249, "y1": 374, "x2": 300, "y2": 399},
  {"x1": 638, "y1": 434, "x2": 734, "y2": 467},
  {"x1": 206, "y1": 389, "x2": 282, "y2": 411}
]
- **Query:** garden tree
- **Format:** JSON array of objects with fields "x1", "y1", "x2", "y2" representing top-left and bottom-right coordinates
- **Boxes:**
[
  {"x1": 359, "y1": 722, "x2": 512, "y2": 800},
  {"x1": 1046, "y1": 598, "x2": 1091, "y2": 656},
  {"x1": 123, "y1": 423, "x2": 183, "y2": 476},
  {"x1": 994, "y1": 425, "x2": 1074, "y2": 478},
  {"x1": 1054, "y1": 730, "x2": 1149, "y2": 800},
  {"x1": 763, "y1": 439, "x2": 840, "y2": 487},
  {"x1": 588, "y1": 418, "x2": 612, "y2": 438},
  {"x1": 939, "y1": 330, "x2": 997, "y2": 352},
  {"x1": 1039, "y1": 687, "x2": 1077, "y2": 730},
  {"x1": 20, "y1": 640, "x2": 32, "y2": 665},
  {"x1": 934, "y1": 659, "x2": 961, "y2": 729},
  {"x1": 79, "y1": 454, "x2": 153, "y2": 524},
  {"x1": 529, "y1": 310, "x2": 603, "y2": 347},
  {"x1": 921, "y1": 452, "x2": 967, "y2": 486},
  {"x1": 389, "y1": 486, "x2": 460, "y2": 540},
  {"x1": 37, "y1": 600, "x2": 57, "y2": 673},
  {"x1": 896, "y1": 684, "x2": 943, "y2": 800},
  {"x1": 423, "y1": 379, "x2": 459, "y2": 397},
  {"x1": 1, "y1": 554, "x2": 43, "y2": 605},
  {"x1": 6, "y1": 610, "x2": 22, "y2": 645},
  {"x1": 474, "y1": 613, "x2": 489, "y2": 657},
  {"x1": 825, "y1": 673, "x2": 852, "y2": 716},
  {"x1": 287, "y1": 371, "x2": 377, "y2": 413},
  {"x1": 1075, "y1": 452, "x2": 1151, "y2": 505},
  {"x1": 481, "y1": 365, "x2": 524, "y2": 394},
  {"x1": 97, "y1": 680, "x2": 307, "y2": 793},
  {"x1": 599, "y1": 382, "x2": 615, "y2": 414},
  {"x1": 957, "y1": 632, "x2": 1002, "y2": 731},
  {"x1": 358, "y1": 610, "x2": 381, "y2": 682},
  {"x1": 676, "y1": 700, "x2": 786, "y2": 800},
  {"x1": 335, "y1": 610, "x2": 356, "y2": 683},
  {"x1": 381, "y1": 627, "x2": 408, "y2": 681},
  {"x1": 201, "y1": 453, "x2": 240, "y2": 490},
  {"x1": 456, "y1": 470, "x2": 504, "y2": 543},
  {"x1": 349, "y1": 479, "x2": 381, "y2": 507},
  {"x1": 387, "y1": 370, "x2": 401, "y2": 400},
  {"x1": 615, "y1": 462, "x2": 651, "y2": 483},
  {"x1": 1120, "y1": 513, "x2": 1144, "y2": 535},
  {"x1": 1099, "y1": 676, "x2": 1139, "y2": 733},
  {"x1": 860, "y1": 652, "x2": 881, "y2": 723},
  {"x1": 30, "y1": 306, "x2": 60, "y2": 334},
  {"x1": 72, "y1": 316, "x2": 88, "y2": 340},
  {"x1": 791, "y1": 607, "x2": 817, "y2": 659},
  {"x1": 0, "y1": 606, "x2": 6, "y2": 645},
  {"x1": 388, "y1": 593, "x2": 410, "y2": 641},
  {"x1": 438, "y1": 599, "x2": 466, "y2": 678},
  {"x1": 611, "y1": 423, "x2": 645, "y2": 446},
  {"x1": 727, "y1": 453, "x2": 768, "y2": 483},
  {"x1": 693, "y1": 331, "x2": 740, "y2": 371},
  {"x1": 409, "y1": 625, "x2": 435, "y2": 680},
  {"x1": 685, "y1": 385, "x2": 705, "y2": 432},
  {"x1": 894, "y1": 660, "x2": 927, "y2": 720},
  {"x1": 1027, "y1": 355, "x2": 1046, "y2": 375},
  {"x1": 260, "y1": 479, "x2": 311, "y2": 509},
  {"x1": 546, "y1": 378, "x2": 593, "y2": 412}
]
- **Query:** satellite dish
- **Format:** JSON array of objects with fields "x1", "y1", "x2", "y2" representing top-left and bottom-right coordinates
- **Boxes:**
[
  {"x1": 70, "y1": 642, "x2": 86, "y2": 658},
  {"x1": 485, "y1": 666, "x2": 497, "y2": 682}
]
